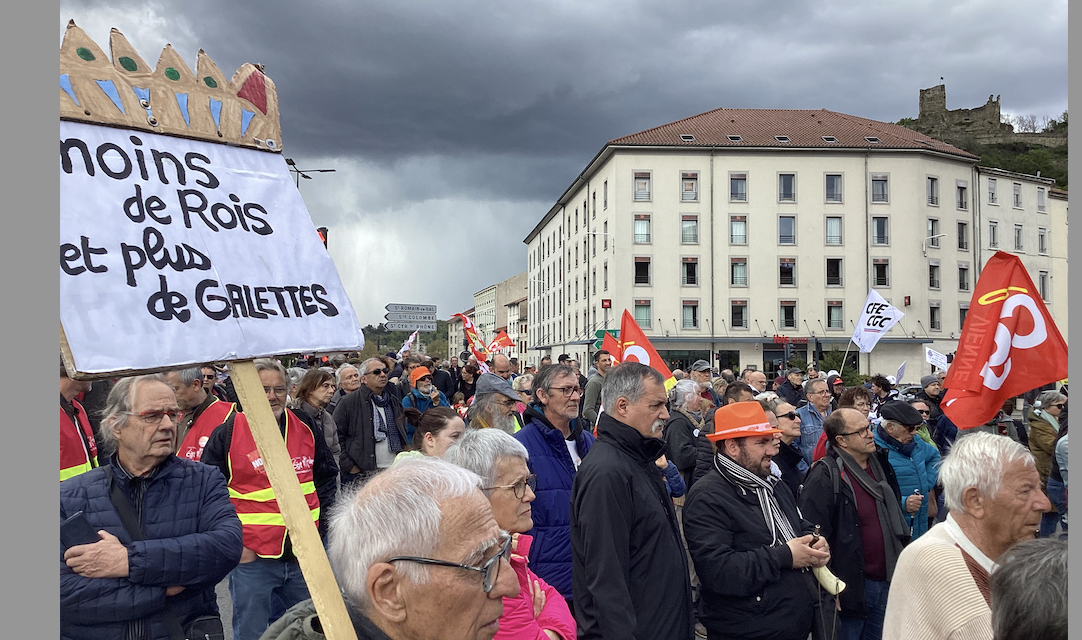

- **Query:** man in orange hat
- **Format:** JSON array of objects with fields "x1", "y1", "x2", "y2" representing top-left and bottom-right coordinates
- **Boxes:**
[
  {"x1": 683, "y1": 401, "x2": 829, "y2": 640},
  {"x1": 401, "y1": 365, "x2": 449, "y2": 440}
]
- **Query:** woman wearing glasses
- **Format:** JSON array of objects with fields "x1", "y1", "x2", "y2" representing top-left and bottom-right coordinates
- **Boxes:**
[
  {"x1": 291, "y1": 369, "x2": 342, "y2": 472},
  {"x1": 445, "y1": 429, "x2": 576, "y2": 640},
  {"x1": 1030, "y1": 390, "x2": 1067, "y2": 537},
  {"x1": 758, "y1": 395, "x2": 807, "y2": 498}
]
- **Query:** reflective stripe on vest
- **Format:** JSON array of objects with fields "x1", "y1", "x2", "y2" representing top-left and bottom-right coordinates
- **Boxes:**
[
  {"x1": 177, "y1": 399, "x2": 236, "y2": 461},
  {"x1": 227, "y1": 409, "x2": 319, "y2": 558},
  {"x1": 60, "y1": 400, "x2": 98, "y2": 482}
]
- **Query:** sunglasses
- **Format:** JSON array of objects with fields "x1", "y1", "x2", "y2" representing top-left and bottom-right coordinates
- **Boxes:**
[
  {"x1": 775, "y1": 411, "x2": 799, "y2": 421},
  {"x1": 366, "y1": 368, "x2": 388, "y2": 376},
  {"x1": 1052, "y1": 403, "x2": 1066, "y2": 410}
]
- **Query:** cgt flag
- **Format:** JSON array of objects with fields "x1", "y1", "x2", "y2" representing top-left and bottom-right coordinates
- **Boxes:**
[
  {"x1": 942, "y1": 252, "x2": 1068, "y2": 429},
  {"x1": 851, "y1": 289, "x2": 905, "y2": 353},
  {"x1": 602, "y1": 331, "x2": 622, "y2": 364},
  {"x1": 452, "y1": 313, "x2": 489, "y2": 363},
  {"x1": 618, "y1": 309, "x2": 676, "y2": 391},
  {"x1": 486, "y1": 330, "x2": 515, "y2": 354}
]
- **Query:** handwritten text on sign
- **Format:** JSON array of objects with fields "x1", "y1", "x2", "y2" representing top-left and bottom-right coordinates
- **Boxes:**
[{"x1": 60, "y1": 121, "x2": 363, "y2": 374}]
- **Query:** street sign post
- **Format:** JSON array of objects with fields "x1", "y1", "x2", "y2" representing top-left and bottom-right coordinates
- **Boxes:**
[
  {"x1": 594, "y1": 329, "x2": 618, "y2": 349},
  {"x1": 384, "y1": 312, "x2": 437, "y2": 322},
  {"x1": 386, "y1": 321, "x2": 437, "y2": 332},
  {"x1": 385, "y1": 303, "x2": 437, "y2": 314}
]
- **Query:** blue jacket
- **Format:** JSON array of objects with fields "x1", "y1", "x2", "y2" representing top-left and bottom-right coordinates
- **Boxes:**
[
  {"x1": 796, "y1": 402, "x2": 830, "y2": 465},
  {"x1": 400, "y1": 388, "x2": 450, "y2": 441},
  {"x1": 874, "y1": 430, "x2": 942, "y2": 539},
  {"x1": 60, "y1": 455, "x2": 243, "y2": 640},
  {"x1": 514, "y1": 402, "x2": 595, "y2": 599}
]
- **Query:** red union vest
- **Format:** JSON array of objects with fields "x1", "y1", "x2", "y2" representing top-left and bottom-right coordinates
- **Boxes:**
[
  {"x1": 227, "y1": 410, "x2": 319, "y2": 558},
  {"x1": 60, "y1": 399, "x2": 98, "y2": 482},
  {"x1": 177, "y1": 398, "x2": 236, "y2": 462}
]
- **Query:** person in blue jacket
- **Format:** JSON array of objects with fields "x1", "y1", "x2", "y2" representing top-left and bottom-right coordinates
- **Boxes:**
[
  {"x1": 61, "y1": 374, "x2": 242, "y2": 640},
  {"x1": 400, "y1": 366, "x2": 449, "y2": 442},
  {"x1": 874, "y1": 400, "x2": 942, "y2": 539},
  {"x1": 514, "y1": 363, "x2": 594, "y2": 604}
]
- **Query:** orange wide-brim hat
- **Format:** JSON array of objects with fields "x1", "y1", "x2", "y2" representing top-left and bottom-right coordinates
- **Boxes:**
[
  {"x1": 409, "y1": 366, "x2": 432, "y2": 386},
  {"x1": 706, "y1": 401, "x2": 783, "y2": 441}
]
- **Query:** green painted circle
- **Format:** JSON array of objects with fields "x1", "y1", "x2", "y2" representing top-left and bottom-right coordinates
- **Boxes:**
[
  {"x1": 76, "y1": 47, "x2": 95, "y2": 61},
  {"x1": 118, "y1": 56, "x2": 137, "y2": 71},
  {"x1": 203, "y1": 76, "x2": 218, "y2": 88},
  {"x1": 164, "y1": 67, "x2": 181, "y2": 81}
]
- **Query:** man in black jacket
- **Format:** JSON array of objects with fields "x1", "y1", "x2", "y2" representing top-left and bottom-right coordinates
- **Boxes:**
[
  {"x1": 797, "y1": 408, "x2": 910, "y2": 640},
  {"x1": 683, "y1": 401, "x2": 828, "y2": 640},
  {"x1": 334, "y1": 357, "x2": 408, "y2": 486},
  {"x1": 775, "y1": 368, "x2": 806, "y2": 408},
  {"x1": 570, "y1": 362, "x2": 693, "y2": 640}
]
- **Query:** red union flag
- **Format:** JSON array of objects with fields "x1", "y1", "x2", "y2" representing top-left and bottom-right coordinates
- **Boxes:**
[
  {"x1": 486, "y1": 330, "x2": 515, "y2": 353},
  {"x1": 618, "y1": 309, "x2": 676, "y2": 391},
  {"x1": 453, "y1": 313, "x2": 489, "y2": 362},
  {"x1": 602, "y1": 332, "x2": 622, "y2": 364},
  {"x1": 942, "y1": 252, "x2": 1068, "y2": 429}
]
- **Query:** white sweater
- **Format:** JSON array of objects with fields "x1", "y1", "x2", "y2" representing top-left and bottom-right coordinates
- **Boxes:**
[{"x1": 882, "y1": 517, "x2": 993, "y2": 640}]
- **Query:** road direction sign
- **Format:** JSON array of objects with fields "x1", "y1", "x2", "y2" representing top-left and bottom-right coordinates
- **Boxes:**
[
  {"x1": 385, "y1": 303, "x2": 437, "y2": 314},
  {"x1": 594, "y1": 329, "x2": 619, "y2": 349},
  {"x1": 385, "y1": 312, "x2": 438, "y2": 322},
  {"x1": 386, "y1": 322, "x2": 437, "y2": 332}
]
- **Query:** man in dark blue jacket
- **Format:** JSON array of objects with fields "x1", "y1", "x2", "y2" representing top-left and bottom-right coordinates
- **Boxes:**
[
  {"x1": 514, "y1": 363, "x2": 594, "y2": 603},
  {"x1": 61, "y1": 374, "x2": 242, "y2": 640}
]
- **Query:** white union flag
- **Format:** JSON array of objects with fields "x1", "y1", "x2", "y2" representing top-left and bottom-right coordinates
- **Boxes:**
[{"x1": 851, "y1": 289, "x2": 905, "y2": 353}]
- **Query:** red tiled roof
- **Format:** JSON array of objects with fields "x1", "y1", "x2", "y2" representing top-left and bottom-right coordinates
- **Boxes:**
[{"x1": 609, "y1": 108, "x2": 977, "y2": 159}]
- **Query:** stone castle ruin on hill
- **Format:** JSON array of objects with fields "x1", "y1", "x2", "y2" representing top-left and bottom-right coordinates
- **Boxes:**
[{"x1": 909, "y1": 84, "x2": 1066, "y2": 148}]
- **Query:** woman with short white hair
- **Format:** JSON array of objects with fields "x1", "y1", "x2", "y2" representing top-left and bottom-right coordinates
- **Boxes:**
[
  {"x1": 444, "y1": 429, "x2": 575, "y2": 640},
  {"x1": 1029, "y1": 389, "x2": 1067, "y2": 537}
]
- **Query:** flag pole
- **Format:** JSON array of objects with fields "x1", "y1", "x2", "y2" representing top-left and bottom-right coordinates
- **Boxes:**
[{"x1": 841, "y1": 339, "x2": 854, "y2": 377}]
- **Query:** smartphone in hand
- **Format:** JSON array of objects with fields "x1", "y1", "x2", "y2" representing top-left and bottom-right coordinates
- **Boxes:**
[{"x1": 61, "y1": 511, "x2": 101, "y2": 550}]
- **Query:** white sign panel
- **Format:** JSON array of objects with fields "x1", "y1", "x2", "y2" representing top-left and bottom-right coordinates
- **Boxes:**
[
  {"x1": 851, "y1": 289, "x2": 904, "y2": 353},
  {"x1": 384, "y1": 312, "x2": 437, "y2": 322},
  {"x1": 925, "y1": 347, "x2": 949, "y2": 371},
  {"x1": 386, "y1": 303, "x2": 437, "y2": 314},
  {"x1": 386, "y1": 322, "x2": 437, "y2": 332},
  {"x1": 60, "y1": 121, "x2": 364, "y2": 374},
  {"x1": 896, "y1": 361, "x2": 906, "y2": 384}
]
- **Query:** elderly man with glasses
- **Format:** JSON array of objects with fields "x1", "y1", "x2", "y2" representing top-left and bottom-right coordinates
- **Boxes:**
[
  {"x1": 200, "y1": 359, "x2": 339, "y2": 640},
  {"x1": 798, "y1": 408, "x2": 910, "y2": 640},
  {"x1": 514, "y1": 364, "x2": 595, "y2": 606},
  {"x1": 263, "y1": 457, "x2": 520, "y2": 640},
  {"x1": 334, "y1": 357, "x2": 409, "y2": 486},
  {"x1": 873, "y1": 401, "x2": 942, "y2": 540},
  {"x1": 796, "y1": 377, "x2": 834, "y2": 465}
]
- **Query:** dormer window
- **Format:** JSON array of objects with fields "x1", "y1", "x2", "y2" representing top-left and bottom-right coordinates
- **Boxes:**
[
  {"x1": 865, "y1": 136, "x2": 881, "y2": 143},
  {"x1": 822, "y1": 136, "x2": 838, "y2": 143},
  {"x1": 727, "y1": 135, "x2": 742, "y2": 142},
  {"x1": 680, "y1": 134, "x2": 695, "y2": 142},
  {"x1": 775, "y1": 135, "x2": 791, "y2": 143}
]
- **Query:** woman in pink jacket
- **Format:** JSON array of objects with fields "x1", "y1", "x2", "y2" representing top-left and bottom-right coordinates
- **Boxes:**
[{"x1": 445, "y1": 428, "x2": 576, "y2": 640}]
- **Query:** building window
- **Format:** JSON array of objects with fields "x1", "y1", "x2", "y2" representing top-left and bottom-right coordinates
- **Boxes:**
[
  {"x1": 730, "y1": 258, "x2": 748, "y2": 287},
  {"x1": 634, "y1": 301, "x2": 651, "y2": 328},
  {"x1": 779, "y1": 258, "x2": 796, "y2": 286},
  {"x1": 959, "y1": 265, "x2": 970, "y2": 291},
  {"x1": 930, "y1": 304, "x2": 942, "y2": 331},
  {"x1": 1039, "y1": 271, "x2": 1049, "y2": 301},
  {"x1": 958, "y1": 222, "x2": 969, "y2": 250},
  {"x1": 825, "y1": 216, "x2": 842, "y2": 245},
  {"x1": 603, "y1": 221, "x2": 608, "y2": 250},
  {"x1": 779, "y1": 216, "x2": 796, "y2": 244},
  {"x1": 1014, "y1": 224, "x2": 1023, "y2": 251},
  {"x1": 927, "y1": 176, "x2": 939, "y2": 206},
  {"x1": 1038, "y1": 228, "x2": 1047, "y2": 255},
  {"x1": 682, "y1": 172, "x2": 699, "y2": 202},
  {"x1": 634, "y1": 172, "x2": 651, "y2": 201},
  {"x1": 960, "y1": 305, "x2": 969, "y2": 329},
  {"x1": 779, "y1": 173, "x2": 796, "y2": 202},
  {"x1": 1013, "y1": 183, "x2": 1022, "y2": 208},
  {"x1": 957, "y1": 182, "x2": 968, "y2": 210},
  {"x1": 592, "y1": 191, "x2": 596, "y2": 218},
  {"x1": 730, "y1": 216, "x2": 747, "y2": 244},
  {"x1": 927, "y1": 218, "x2": 940, "y2": 247},
  {"x1": 682, "y1": 301, "x2": 699, "y2": 329},
  {"x1": 988, "y1": 221, "x2": 999, "y2": 248},
  {"x1": 634, "y1": 258, "x2": 651, "y2": 285},
  {"x1": 731, "y1": 301, "x2": 748, "y2": 328},
  {"x1": 871, "y1": 174, "x2": 889, "y2": 203},
  {"x1": 929, "y1": 263, "x2": 940, "y2": 289},
  {"x1": 1038, "y1": 187, "x2": 1046, "y2": 212},
  {"x1": 988, "y1": 178, "x2": 997, "y2": 204},
  {"x1": 592, "y1": 268, "x2": 596, "y2": 294},
  {"x1": 603, "y1": 262, "x2": 608, "y2": 291},
  {"x1": 826, "y1": 258, "x2": 843, "y2": 286},
  {"x1": 681, "y1": 216, "x2": 699, "y2": 243},
  {"x1": 603, "y1": 180, "x2": 608, "y2": 209},
  {"x1": 827, "y1": 301, "x2": 843, "y2": 329},
  {"x1": 872, "y1": 217, "x2": 889, "y2": 245},
  {"x1": 730, "y1": 173, "x2": 747, "y2": 202},
  {"x1": 825, "y1": 174, "x2": 843, "y2": 203},
  {"x1": 873, "y1": 259, "x2": 890, "y2": 287},
  {"x1": 682, "y1": 258, "x2": 698, "y2": 286},
  {"x1": 634, "y1": 216, "x2": 651, "y2": 244},
  {"x1": 574, "y1": 208, "x2": 578, "y2": 230},
  {"x1": 780, "y1": 301, "x2": 797, "y2": 329},
  {"x1": 574, "y1": 246, "x2": 578, "y2": 268}
]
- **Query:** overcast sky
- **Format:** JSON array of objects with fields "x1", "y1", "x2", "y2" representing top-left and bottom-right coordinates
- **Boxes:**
[{"x1": 60, "y1": 0, "x2": 1068, "y2": 333}]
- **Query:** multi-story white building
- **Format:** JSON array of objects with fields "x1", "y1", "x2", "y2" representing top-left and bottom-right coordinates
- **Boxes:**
[
  {"x1": 447, "y1": 307, "x2": 473, "y2": 361},
  {"x1": 505, "y1": 296, "x2": 529, "y2": 363},
  {"x1": 523, "y1": 108, "x2": 1068, "y2": 382}
]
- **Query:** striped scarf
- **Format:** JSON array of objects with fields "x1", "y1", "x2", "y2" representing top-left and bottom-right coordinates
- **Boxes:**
[{"x1": 714, "y1": 451, "x2": 798, "y2": 546}]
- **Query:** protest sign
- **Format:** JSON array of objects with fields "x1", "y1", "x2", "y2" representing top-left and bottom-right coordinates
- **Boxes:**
[{"x1": 924, "y1": 347, "x2": 949, "y2": 371}]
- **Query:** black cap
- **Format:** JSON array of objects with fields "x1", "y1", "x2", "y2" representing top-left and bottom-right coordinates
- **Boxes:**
[{"x1": 879, "y1": 400, "x2": 924, "y2": 426}]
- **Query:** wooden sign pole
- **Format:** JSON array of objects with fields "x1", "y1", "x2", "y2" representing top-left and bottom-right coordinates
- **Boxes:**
[{"x1": 229, "y1": 361, "x2": 357, "y2": 640}]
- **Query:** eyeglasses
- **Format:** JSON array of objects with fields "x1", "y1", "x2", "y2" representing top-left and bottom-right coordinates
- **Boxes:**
[
  {"x1": 838, "y1": 425, "x2": 871, "y2": 438},
  {"x1": 125, "y1": 410, "x2": 183, "y2": 425},
  {"x1": 366, "y1": 368, "x2": 388, "y2": 376},
  {"x1": 546, "y1": 386, "x2": 582, "y2": 398},
  {"x1": 484, "y1": 474, "x2": 537, "y2": 499},
  {"x1": 1052, "y1": 403, "x2": 1066, "y2": 410},
  {"x1": 202, "y1": 374, "x2": 216, "y2": 381},
  {"x1": 263, "y1": 386, "x2": 288, "y2": 396},
  {"x1": 387, "y1": 532, "x2": 512, "y2": 593},
  {"x1": 775, "y1": 411, "x2": 799, "y2": 421},
  {"x1": 418, "y1": 376, "x2": 433, "y2": 382},
  {"x1": 916, "y1": 409, "x2": 931, "y2": 415},
  {"x1": 810, "y1": 390, "x2": 832, "y2": 396}
]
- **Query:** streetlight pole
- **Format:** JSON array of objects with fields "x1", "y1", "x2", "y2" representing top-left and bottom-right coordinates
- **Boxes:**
[
  {"x1": 285, "y1": 158, "x2": 336, "y2": 190},
  {"x1": 922, "y1": 233, "x2": 948, "y2": 257}
]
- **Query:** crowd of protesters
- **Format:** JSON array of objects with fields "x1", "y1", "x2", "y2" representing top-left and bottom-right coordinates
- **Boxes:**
[{"x1": 60, "y1": 349, "x2": 1067, "y2": 640}]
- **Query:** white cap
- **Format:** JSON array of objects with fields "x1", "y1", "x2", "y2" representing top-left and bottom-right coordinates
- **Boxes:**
[
  {"x1": 886, "y1": 375, "x2": 897, "y2": 385},
  {"x1": 826, "y1": 369, "x2": 840, "y2": 378}
]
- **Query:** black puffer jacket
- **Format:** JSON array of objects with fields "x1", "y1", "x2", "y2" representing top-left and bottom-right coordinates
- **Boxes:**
[
  {"x1": 683, "y1": 458, "x2": 816, "y2": 640},
  {"x1": 664, "y1": 410, "x2": 708, "y2": 489}
]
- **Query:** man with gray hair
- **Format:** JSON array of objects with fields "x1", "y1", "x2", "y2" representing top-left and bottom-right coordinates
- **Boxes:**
[
  {"x1": 989, "y1": 538, "x2": 1067, "y2": 640},
  {"x1": 164, "y1": 366, "x2": 236, "y2": 462},
  {"x1": 883, "y1": 432, "x2": 1052, "y2": 640},
  {"x1": 467, "y1": 373, "x2": 523, "y2": 433},
  {"x1": 570, "y1": 362, "x2": 692, "y2": 640},
  {"x1": 327, "y1": 363, "x2": 361, "y2": 414},
  {"x1": 262, "y1": 457, "x2": 519, "y2": 640},
  {"x1": 795, "y1": 377, "x2": 833, "y2": 464},
  {"x1": 334, "y1": 357, "x2": 408, "y2": 486}
]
